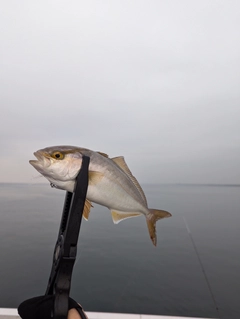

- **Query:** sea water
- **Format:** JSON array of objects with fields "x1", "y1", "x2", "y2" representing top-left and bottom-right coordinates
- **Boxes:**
[{"x1": 0, "y1": 183, "x2": 239, "y2": 319}]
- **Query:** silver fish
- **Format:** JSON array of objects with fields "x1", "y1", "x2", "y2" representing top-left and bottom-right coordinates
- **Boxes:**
[{"x1": 29, "y1": 146, "x2": 171, "y2": 245}]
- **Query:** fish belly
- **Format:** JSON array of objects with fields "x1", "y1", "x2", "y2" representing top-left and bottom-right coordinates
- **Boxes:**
[{"x1": 86, "y1": 177, "x2": 147, "y2": 214}]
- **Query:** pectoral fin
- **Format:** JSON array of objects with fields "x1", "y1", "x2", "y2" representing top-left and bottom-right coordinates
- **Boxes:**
[
  {"x1": 111, "y1": 210, "x2": 142, "y2": 224},
  {"x1": 89, "y1": 171, "x2": 104, "y2": 185},
  {"x1": 83, "y1": 199, "x2": 93, "y2": 221}
]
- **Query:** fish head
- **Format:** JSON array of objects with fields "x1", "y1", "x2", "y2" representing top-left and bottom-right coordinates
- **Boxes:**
[{"x1": 29, "y1": 146, "x2": 83, "y2": 189}]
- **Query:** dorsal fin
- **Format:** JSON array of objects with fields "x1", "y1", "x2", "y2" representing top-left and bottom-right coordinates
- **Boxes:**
[
  {"x1": 83, "y1": 199, "x2": 93, "y2": 221},
  {"x1": 111, "y1": 156, "x2": 147, "y2": 206},
  {"x1": 97, "y1": 151, "x2": 109, "y2": 158}
]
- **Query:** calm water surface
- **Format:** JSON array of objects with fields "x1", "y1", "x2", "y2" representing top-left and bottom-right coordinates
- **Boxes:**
[{"x1": 0, "y1": 183, "x2": 239, "y2": 319}]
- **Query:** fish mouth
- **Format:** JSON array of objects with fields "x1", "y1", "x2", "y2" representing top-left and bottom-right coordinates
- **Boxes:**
[{"x1": 29, "y1": 151, "x2": 51, "y2": 168}]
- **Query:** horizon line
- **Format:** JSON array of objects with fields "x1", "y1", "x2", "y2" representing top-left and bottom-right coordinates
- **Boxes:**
[{"x1": 0, "y1": 182, "x2": 240, "y2": 187}]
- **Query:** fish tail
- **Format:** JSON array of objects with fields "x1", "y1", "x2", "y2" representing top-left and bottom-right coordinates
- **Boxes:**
[{"x1": 146, "y1": 209, "x2": 172, "y2": 246}]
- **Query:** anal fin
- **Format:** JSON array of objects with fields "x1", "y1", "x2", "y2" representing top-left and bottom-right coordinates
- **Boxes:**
[{"x1": 111, "y1": 210, "x2": 142, "y2": 224}]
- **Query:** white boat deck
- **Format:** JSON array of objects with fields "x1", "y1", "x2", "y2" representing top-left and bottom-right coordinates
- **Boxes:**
[{"x1": 0, "y1": 308, "x2": 214, "y2": 319}]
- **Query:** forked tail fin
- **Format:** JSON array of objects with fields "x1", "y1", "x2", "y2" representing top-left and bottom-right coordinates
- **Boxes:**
[{"x1": 146, "y1": 209, "x2": 172, "y2": 246}]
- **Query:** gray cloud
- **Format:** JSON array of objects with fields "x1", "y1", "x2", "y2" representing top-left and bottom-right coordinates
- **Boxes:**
[{"x1": 1, "y1": 1, "x2": 240, "y2": 184}]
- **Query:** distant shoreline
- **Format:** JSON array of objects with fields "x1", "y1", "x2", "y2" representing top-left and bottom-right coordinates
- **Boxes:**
[{"x1": 1, "y1": 182, "x2": 240, "y2": 187}]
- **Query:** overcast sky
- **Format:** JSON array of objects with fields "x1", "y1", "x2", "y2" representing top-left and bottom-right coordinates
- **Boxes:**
[{"x1": 1, "y1": 1, "x2": 240, "y2": 184}]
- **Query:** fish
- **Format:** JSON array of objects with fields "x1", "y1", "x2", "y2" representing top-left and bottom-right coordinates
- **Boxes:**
[{"x1": 29, "y1": 146, "x2": 171, "y2": 246}]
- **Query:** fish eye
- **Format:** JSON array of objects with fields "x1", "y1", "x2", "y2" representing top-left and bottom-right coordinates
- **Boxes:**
[{"x1": 52, "y1": 151, "x2": 64, "y2": 160}]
